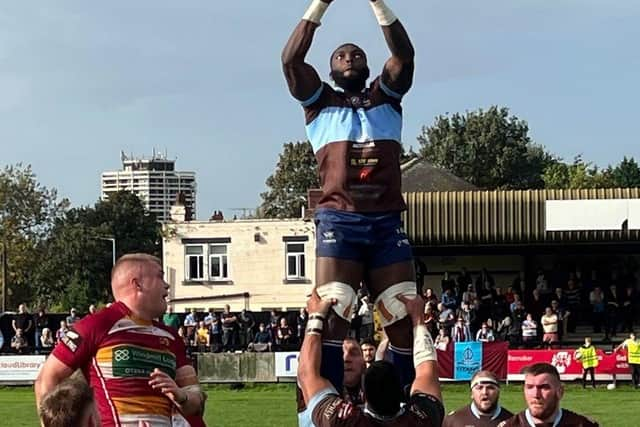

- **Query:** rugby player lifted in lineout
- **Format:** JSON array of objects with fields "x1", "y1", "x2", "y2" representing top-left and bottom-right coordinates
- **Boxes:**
[{"x1": 283, "y1": 0, "x2": 418, "y2": 393}]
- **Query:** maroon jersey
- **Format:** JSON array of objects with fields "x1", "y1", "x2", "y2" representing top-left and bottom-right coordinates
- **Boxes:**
[
  {"x1": 51, "y1": 301, "x2": 190, "y2": 427},
  {"x1": 501, "y1": 409, "x2": 599, "y2": 427},
  {"x1": 311, "y1": 392, "x2": 444, "y2": 426},
  {"x1": 443, "y1": 404, "x2": 513, "y2": 427}
]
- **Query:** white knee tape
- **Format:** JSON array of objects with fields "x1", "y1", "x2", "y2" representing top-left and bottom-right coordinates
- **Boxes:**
[
  {"x1": 316, "y1": 282, "x2": 357, "y2": 321},
  {"x1": 374, "y1": 281, "x2": 417, "y2": 327}
]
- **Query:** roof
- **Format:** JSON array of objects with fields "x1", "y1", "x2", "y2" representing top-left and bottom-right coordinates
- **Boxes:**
[{"x1": 400, "y1": 158, "x2": 477, "y2": 192}]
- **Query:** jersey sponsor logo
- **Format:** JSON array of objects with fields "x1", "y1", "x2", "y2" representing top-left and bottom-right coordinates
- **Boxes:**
[
  {"x1": 350, "y1": 158, "x2": 379, "y2": 167},
  {"x1": 61, "y1": 329, "x2": 82, "y2": 353},
  {"x1": 351, "y1": 142, "x2": 376, "y2": 149},
  {"x1": 324, "y1": 399, "x2": 355, "y2": 420},
  {"x1": 111, "y1": 345, "x2": 176, "y2": 378},
  {"x1": 321, "y1": 231, "x2": 336, "y2": 244}
]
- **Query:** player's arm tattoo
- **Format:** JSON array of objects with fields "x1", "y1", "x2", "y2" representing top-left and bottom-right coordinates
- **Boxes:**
[
  {"x1": 380, "y1": 20, "x2": 415, "y2": 96},
  {"x1": 282, "y1": 20, "x2": 323, "y2": 102}
]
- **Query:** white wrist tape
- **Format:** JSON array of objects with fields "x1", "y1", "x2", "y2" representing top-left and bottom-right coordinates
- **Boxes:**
[
  {"x1": 303, "y1": 0, "x2": 329, "y2": 25},
  {"x1": 374, "y1": 281, "x2": 417, "y2": 327},
  {"x1": 316, "y1": 282, "x2": 357, "y2": 321},
  {"x1": 306, "y1": 318, "x2": 324, "y2": 331},
  {"x1": 413, "y1": 324, "x2": 437, "y2": 368},
  {"x1": 370, "y1": 0, "x2": 398, "y2": 26}
]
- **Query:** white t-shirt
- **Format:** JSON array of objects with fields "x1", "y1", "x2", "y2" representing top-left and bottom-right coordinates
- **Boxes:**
[{"x1": 541, "y1": 314, "x2": 558, "y2": 333}]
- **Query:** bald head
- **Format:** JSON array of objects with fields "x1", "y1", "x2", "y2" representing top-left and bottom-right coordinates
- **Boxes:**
[{"x1": 111, "y1": 253, "x2": 161, "y2": 299}]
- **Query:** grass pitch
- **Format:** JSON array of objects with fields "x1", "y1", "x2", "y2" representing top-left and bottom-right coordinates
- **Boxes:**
[{"x1": 1, "y1": 382, "x2": 637, "y2": 426}]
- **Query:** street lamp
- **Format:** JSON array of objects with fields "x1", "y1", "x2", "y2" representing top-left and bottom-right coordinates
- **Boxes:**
[{"x1": 95, "y1": 237, "x2": 116, "y2": 266}]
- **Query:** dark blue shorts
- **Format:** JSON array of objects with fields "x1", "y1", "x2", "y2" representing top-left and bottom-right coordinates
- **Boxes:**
[{"x1": 315, "y1": 208, "x2": 413, "y2": 270}]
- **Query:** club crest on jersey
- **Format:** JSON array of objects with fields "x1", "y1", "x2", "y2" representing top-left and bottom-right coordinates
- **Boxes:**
[{"x1": 159, "y1": 337, "x2": 170, "y2": 347}]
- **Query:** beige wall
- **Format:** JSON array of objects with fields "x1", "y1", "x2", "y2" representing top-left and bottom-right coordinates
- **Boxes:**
[{"x1": 163, "y1": 219, "x2": 316, "y2": 313}]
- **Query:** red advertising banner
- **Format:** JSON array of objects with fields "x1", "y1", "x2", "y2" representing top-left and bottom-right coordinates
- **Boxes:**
[{"x1": 508, "y1": 349, "x2": 629, "y2": 381}]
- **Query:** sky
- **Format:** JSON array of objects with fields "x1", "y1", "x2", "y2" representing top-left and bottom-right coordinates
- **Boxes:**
[{"x1": 2, "y1": 1, "x2": 639, "y2": 219}]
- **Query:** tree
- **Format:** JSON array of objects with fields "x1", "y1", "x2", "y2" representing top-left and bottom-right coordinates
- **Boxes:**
[
  {"x1": 612, "y1": 157, "x2": 640, "y2": 188},
  {"x1": 260, "y1": 141, "x2": 319, "y2": 218},
  {"x1": 35, "y1": 191, "x2": 161, "y2": 308},
  {"x1": 0, "y1": 164, "x2": 68, "y2": 308},
  {"x1": 543, "y1": 155, "x2": 616, "y2": 189},
  {"x1": 417, "y1": 106, "x2": 555, "y2": 189}
]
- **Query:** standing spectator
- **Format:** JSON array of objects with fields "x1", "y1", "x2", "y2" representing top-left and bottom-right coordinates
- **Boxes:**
[
  {"x1": 434, "y1": 328, "x2": 450, "y2": 351},
  {"x1": 441, "y1": 271, "x2": 455, "y2": 294},
  {"x1": 476, "y1": 268, "x2": 495, "y2": 291},
  {"x1": 276, "y1": 317, "x2": 293, "y2": 348},
  {"x1": 504, "y1": 286, "x2": 516, "y2": 304},
  {"x1": 162, "y1": 306, "x2": 181, "y2": 330},
  {"x1": 541, "y1": 307, "x2": 559, "y2": 348},
  {"x1": 11, "y1": 328, "x2": 29, "y2": 354},
  {"x1": 461, "y1": 284, "x2": 476, "y2": 305},
  {"x1": 564, "y1": 280, "x2": 581, "y2": 333},
  {"x1": 438, "y1": 303, "x2": 455, "y2": 332},
  {"x1": 65, "y1": 308, "x2": 79, "y2": 326},
  {"x1": 550, "y1": 299, "x2": 569, "y2": 343},
  {"x1": 358, "y1": 295, "x2": 374, "y2": 340},
  {"x1": 183, "y1": 308, "x2": 198, "y2": 342},
  {"x1": 528, "y1": 289, "x2": 545, "y2": 321},
  {"x1": 40, "y1": 328, "x2": 55, "y2": 352},
  {"x1": 512, "y1": 271, "x2": 526, "y2": 296},
  {"x1": 424, "y1": 302, "x2": 439, "y2": 339},
  {"x1": 423, "y1": 288, "x2": 439, "y2": 306},
  {"x1": 441, "y1": 288, "x2": 457, "y2": 311},
  {"x1": 239, "y1": 309, "x2": 256, "y2": 348},
  {"x1": 34, "y1": 308, "x2": 49, "y2": 354},
  {"x1": 177, "y1": 326, "x2": 191, "y2": 357},
  {"x1": 209, "y1": 312, "x2": 222, "y2": 353},
  {"x1": 203, "y1": 308, "x2": 215, "y2": 330},
  {"x1": 296, "y1": 308, "x2": 308, "y2": 342},
  {"x1": 476, "y1": 322, "x2": 495, "y2": 342},
  {"x1": 451, "y1": 317, "x2": 472, "y2": 342},
  {"x1": 511, "y1": 299, "x2": 526, "y2": 324},
  {"x1": 589, "y1": 286, "x2": 606, "y2": 333},
  {"x1": 221, "y1": 304, "x2": 238, "y2": 352},
  {"x1": 12, "y1": 303, "x2": 33, "y2": 347},
  {"x1": 621, "y1": 287, "x2": 635, "y2": 333},
  {"x1": 55, "y1": 320, "x2": 68, "y2": 345},
  {"x1": 491, "y1": 288, "x2": 509, "y2": 325},
  {"x1": 604, "y1": 285, "x2": 620, "y2": 340},
  {"x1": 521, "y1": 313, "x2": 538, "y2": 347},
  {"x1": 269, "y1": 309, "x2": 280, "y2": 327},
  {"x1": 457, "y1": 267, "x2": 473, "y2": 290}
]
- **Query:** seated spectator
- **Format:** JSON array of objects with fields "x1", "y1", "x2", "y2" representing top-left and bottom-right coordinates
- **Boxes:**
[
  {"x1": 424, "y1": 302, "x2": 439, "y2": 339},
  {"x1": 65, "y1": 308, "x2": 79, "y2": 326},
  {"x1": 434, "y1": 328, "x2": 450, "y2": 351},
  {"x1": 451, "y1": 317, "x2": 472, "y2": 342},
  {"x1": 195, "y1": 320, "x2": 210, "y2": 352},
  {"x1": 276, "y1": 318, "x2": 293, "y2": 347},
  {"x1": 248, "y1": 323, "x2": 272, "y2": 352},
  {"x1": 476, "y1": 322, "x2": 495, "y2": 342},
  {"x1": 40, "y1": 328, "x2": 55, "y2": 352},
  {"x1": 521, "y1": 313, "x2": 538, "y2": 346},
  {"x1": 55, "y1": 321, "x2": 68, "y2": 345},
  {"x1": 38, "y1": 378, "x2": 100, "y2": 427},
  {"x1": 541, "y1": 307, "x2": 559, "y2": 348},
  {"x1": 11, "y1": 328, "x2": 29, "y2": 354}
]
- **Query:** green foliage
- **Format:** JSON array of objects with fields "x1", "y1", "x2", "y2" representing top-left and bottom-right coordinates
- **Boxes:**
[
  {"x1": 260, "y1": 141, "x2": 319, "y2": 219},
  {"x1": 612, "y1": 156, "x2": 640, "y2": 187},
  {"x1": 0, "y1": 164, "x2": 68, "y2": 309},
  {"x1": 35, "y1": 191, "x2": 161, "y2": 309},
  {"x1": 543, "y1": 155, "x2": 616, "y2": 189},
  {"x1": 418, "y1": 106, "x2": 555, "y2": 189}
]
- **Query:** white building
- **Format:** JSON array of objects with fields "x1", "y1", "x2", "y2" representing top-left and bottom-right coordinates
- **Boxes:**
[
  {"x1": 101, "y1": 151, "x2": 196, "y2": 221},
  {"x1": 162, "y1": 206, "x2": 315, "y2": 312}
]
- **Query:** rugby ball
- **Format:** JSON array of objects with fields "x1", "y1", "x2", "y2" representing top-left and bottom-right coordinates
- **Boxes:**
[
  {"x1": 574, "y1": 350, "x2": 582, "y2": 360},
  {"x1": 606, "y1": 383, "x2": 616, "y2": 390}
]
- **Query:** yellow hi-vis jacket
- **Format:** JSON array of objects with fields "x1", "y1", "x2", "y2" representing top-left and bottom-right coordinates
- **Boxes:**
[
  {"x1": 627, "y1": 339, "x2": 640, "y2": 364},
  {"x1": 577, "y1": 345, "x2": 598, "y2": 369}
]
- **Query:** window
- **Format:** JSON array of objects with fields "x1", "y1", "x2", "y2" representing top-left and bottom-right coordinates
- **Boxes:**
[
  {"x1": 185, "y1": 245, "x2": 204, "y2": 280},
  {"x1": 286, "y1": 243, "x2": 306, "y2": 279},
  {"x1": 209, "y1": 244, "x2": 229, "y2": 280}
]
